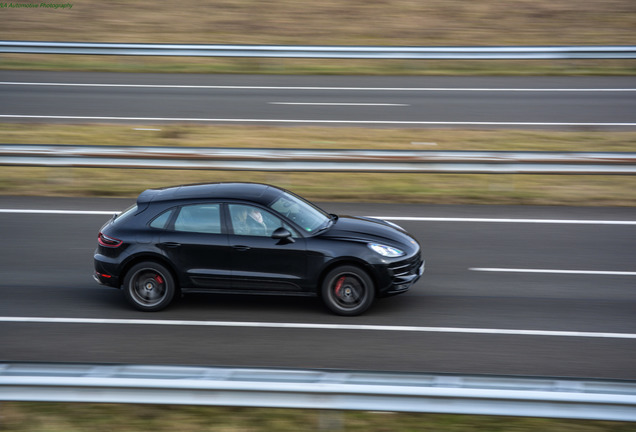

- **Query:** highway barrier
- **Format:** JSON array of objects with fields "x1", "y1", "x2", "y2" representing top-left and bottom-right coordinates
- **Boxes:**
[
  {"x1": 1, "y1": 363, "x2": 635, "y2": 421},
  {"x1": 1, "y1": 145, "x2": 635, "y2": 175},
  {"x1": 1, "y1": 41, "x2": 635, "y2": 59}
]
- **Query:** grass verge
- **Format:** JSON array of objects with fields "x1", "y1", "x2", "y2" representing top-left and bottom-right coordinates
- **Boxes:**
[
  {"x1": 2, "y1": 55, "x2": 635, "y2": 76},
  {"x1": 2, "y1": 402, "x2": 635, "y2": 432},
  {"x1": 1, "y1": 123, "x2": 635, "y2": 206}
]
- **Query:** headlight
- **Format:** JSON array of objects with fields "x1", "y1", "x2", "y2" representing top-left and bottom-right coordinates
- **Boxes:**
[{"x1": 368, "y1": 243, "x2": 405, "y2": 257}]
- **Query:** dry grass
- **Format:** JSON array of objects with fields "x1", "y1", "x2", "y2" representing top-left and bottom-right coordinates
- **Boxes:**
[
  {"x1": 2, "y1": 123, "x2": 635, "y2": 151},
  {"x1": 1, "y1": 0, "x2": 635, "y2": 45},
  {"x1": 2, "y1": 402, "x2": 635, "y2": 432}
]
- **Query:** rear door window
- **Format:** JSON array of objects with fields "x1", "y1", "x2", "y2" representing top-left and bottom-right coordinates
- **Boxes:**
[{"x1": 173, "y1": 204, "x2": 222, "y2": 234}]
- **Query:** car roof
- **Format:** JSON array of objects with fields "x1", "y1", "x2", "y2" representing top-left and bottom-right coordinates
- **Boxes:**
[{"x1": 137, "y1": 182, "x2": 278, "y2": 205}]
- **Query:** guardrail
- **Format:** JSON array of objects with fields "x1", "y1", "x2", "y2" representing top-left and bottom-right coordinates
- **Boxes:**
[
  {"x1": 2, "y1": 41, "x2": 635, "y2": 59},
  {"x1": 1, "y1": 145, "x2": 635, "y2": 174},
  {"x1": 1, "y1": 363, "x2": 635, "y2": 421}
]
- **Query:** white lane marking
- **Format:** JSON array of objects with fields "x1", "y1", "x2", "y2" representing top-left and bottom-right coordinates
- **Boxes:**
[
  {"x1": 1, "y1": 82, "x2": 635, "y2": 92},
  {"x1": 1, "y1": 115, "x2": 634, "y2": 127},
  {"x1": 471, "y1": 268, "x2": 636, "y2": 276},
  {"x1": 372, "y1": 216, "x2": 636, "y2": 225},
  {"x1": 1, "y1": 316, "x2": 634, "y2": 339},
  {"x1": 2, "y1": 209, "x2": 636, "y2": 226},
  {"x1": 269, "y1": 102, "x2": 409, "y2": 106}
]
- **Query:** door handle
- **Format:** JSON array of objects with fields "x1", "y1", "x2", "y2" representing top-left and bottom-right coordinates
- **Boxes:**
[
  {"x1": 159, "y1": 242, "x2": 181, "y2": 248},
  {"x1": 232, "y1": 245, "x2": 251, "y2": 251}
]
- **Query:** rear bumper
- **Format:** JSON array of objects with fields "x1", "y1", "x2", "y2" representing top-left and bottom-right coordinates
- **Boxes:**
[
  {"x1": 93, "y1": 244, "x2": 126, "y2": 288},
  {"x1": 93, "y1": 255, "x2": 121, "y2": 288},
  {"x1": 93, "y1": 271, "x2": 120, "y2": 288}
]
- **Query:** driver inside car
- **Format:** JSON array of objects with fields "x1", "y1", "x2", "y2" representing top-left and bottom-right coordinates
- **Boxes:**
[{"x1": 233, "y1": 206, "x2": 268, "y2": 236}]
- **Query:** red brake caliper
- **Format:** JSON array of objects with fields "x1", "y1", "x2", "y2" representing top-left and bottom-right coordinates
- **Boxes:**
[
  {"x1": 155, "y1": 275, "x2": 164, "y2": 285},
  {"x1": 334, "y1": 276, "x2": 346, "y2": 297}
]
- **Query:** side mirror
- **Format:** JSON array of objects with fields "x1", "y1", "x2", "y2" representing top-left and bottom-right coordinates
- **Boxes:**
[{"x1": 272, "y1": 227, "x2": 295, "y2": 244}]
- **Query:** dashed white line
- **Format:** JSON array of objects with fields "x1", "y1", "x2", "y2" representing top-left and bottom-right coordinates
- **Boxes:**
[
  {"x1": 470, "y1": 268, "x2": 636, "y2": 276},
  {"x1": 269, "y1": 102, "x2": 409, "y2": 106},
  {"x1": 1, "y1": 115, "x2": 634, "y2": 127},
  {"x1": 1, "y1": 316, "x2": 634, "y2": 339}
]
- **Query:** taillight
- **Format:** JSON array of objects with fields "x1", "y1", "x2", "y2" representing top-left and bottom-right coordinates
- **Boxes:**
[{"x1": 98, "y1": 232, "x2": 123, "y2": 248}]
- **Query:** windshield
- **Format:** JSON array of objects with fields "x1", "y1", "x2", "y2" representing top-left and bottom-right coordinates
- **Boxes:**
[{"x1": 268, "y1": 191, "x2": 330, "y2": 234}]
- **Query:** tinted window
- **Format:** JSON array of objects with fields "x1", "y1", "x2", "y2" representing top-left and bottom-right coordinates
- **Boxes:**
[
  {"x1": 112, "y1": 204, "x2": 139, "y2": 225},
  {"x1": 229, "y1": 204, "x2": 295, "y2": 237},
  {"x1": 149, "y1": 208, "x2": 174, "y2": 229},
  {"x1": 174, "y1": 204, "x2": 221, "y2": 234}
]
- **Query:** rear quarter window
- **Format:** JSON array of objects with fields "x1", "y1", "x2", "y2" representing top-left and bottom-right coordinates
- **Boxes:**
[{"x1": 149, "y1": 208, "x2": 175, "y2": 229}]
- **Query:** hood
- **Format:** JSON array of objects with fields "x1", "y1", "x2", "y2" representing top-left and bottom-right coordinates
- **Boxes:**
[{"x1": 320, "y1": 215, "x2": 420, "y2": 253}]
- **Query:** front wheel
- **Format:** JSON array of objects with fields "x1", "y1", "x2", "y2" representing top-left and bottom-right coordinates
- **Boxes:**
[
  {"x1": 321, "y1": 265, "x2": 375, "y2": 316},
  {"x1": 123, "y1": 262, "x2": 176, "y2": 312}
]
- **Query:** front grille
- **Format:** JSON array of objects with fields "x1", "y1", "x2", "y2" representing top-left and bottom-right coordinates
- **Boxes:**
[{"x1": 389, "y1": 254, "x2": 422, "y2": 280}]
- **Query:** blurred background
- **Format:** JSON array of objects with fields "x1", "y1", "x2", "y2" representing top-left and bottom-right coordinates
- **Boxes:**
[
  {"x1": 1, "y1": 0, "x2": 635, "y2": 204},
  {"x1": 1, "y1": 2, "x2": 635, "y2": 431},
  {"x1": 3, "y1": 1, "x2": 635, "y2": 44},
  {"x1": 1, "y1": 0, "x2": 635, "y2": 74}
]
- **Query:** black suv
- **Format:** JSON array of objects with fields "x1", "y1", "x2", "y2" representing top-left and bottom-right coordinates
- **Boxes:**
[{"x1": 94, "y1": 183, "x2": 424, "y2": 316}]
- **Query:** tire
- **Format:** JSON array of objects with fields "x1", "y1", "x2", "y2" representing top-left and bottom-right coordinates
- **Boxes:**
[
  {"x1": 123, "y1": 262, "x2": 176, "y2": 312},
  {"x1": 321, "y1": 265, "x2": 375, "y2": 316}
]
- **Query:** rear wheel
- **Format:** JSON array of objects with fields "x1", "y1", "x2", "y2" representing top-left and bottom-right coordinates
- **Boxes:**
[
  {"x1": 321, "y1": 265, "x2": 375, "y2": 316},
  {"x1": 123, "y1": 262, "x2": 175, "y2": 312}
]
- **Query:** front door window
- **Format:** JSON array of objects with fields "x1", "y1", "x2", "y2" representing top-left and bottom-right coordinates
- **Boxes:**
[{"x1": 228, "y1": 204, "x2": 295, "y2": 237}]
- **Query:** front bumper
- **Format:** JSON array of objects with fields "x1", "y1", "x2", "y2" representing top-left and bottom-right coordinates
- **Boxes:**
[{"x1": 378, "y1": 254, "x2": 425, "y2": 297}]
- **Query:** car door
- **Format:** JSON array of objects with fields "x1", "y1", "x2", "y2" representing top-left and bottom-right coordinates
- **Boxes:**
[
  {"x1": 158, "y1": 203, "x2": 231, "y2": 289},
  {"x1": 227, "y1": 203, "x2": 308, "y2": 292}
]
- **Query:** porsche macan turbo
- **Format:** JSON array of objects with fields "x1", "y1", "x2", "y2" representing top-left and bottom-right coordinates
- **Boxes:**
[{"x1": 94, "y1": 183, "x2": 424, "y2": 316}]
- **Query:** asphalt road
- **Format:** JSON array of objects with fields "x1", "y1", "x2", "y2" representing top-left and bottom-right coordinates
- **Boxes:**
[
  {"x1": 1, "y1": 196, "x2": 634, "y2": 380},
  {"x1": 1, "y1": 71, "x2": 635, "y2": 129}
]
